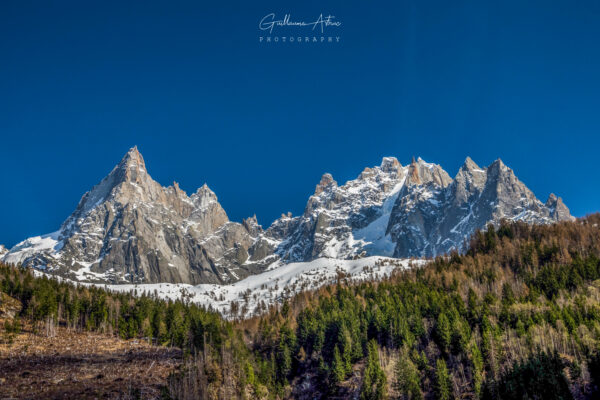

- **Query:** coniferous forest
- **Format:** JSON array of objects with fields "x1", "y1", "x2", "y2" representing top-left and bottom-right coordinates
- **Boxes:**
[{"x1": 2, "y1": 214, "x2": 600, "y2": 399}]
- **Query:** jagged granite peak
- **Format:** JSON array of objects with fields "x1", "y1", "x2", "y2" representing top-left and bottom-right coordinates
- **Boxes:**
[
  {"x1": 270, "y1": 157, "x2": 412, "y2": 261},
  {"x1": 267, "y1": 155, "x2": 572, "y2": 262},
  {"x1": 194, "y1": 183, "x2": 218, "y2": 204},
  {"x1": 314, "y1": 173, "x2": 337, "y2": 195},
  {"x1": 380, "y1": 156, "x2": 402, "y2": 173},
  {"x1": 4, "y1": 147, "x2": 267, "y2": 285},
  {"x1": 546, "y1": 193, "x2": 572, "y2": 221},
  {"x1": 452, "y1": 157, "x2": 487, "y2": 204},
  {"x1": 3, "y1": 153, "x2": 574, "y2": 284},
  {"x1": 405, "y1": 157, "x2": 453, "y2": 187},
  {"x1": 242, "y1": 214, "x2": 262, "y2": 236},
  {"x1": 385, "y1": 157, "x2": 574, "y2": 258},
  {"x1": 462, "y1": 156, "x2": 479, "y2": 170}
]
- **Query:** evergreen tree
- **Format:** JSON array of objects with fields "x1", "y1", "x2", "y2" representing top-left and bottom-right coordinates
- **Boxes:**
[
  {"x1": 435, "y1": 313, "x2": 452, "y2": 354},
  {"x1": 434, "y1": 358, "x2": 453, "y2": 400},
  {"x1": 361, "y1": 339, "x2": 387, "y2": 400},
  {"x1": 394, "y1": 348, "x2": 422, "y2": 400},
  {"x1": 331, "y1": 345, "x2": 346, "y2": 384}
]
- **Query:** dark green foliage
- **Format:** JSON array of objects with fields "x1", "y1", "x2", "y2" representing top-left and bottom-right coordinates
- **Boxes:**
[
  {"x1": 275, "y1": 323, "x2": 296, "y2": 384},
  {"x1": 394, "y1": 348, "x2": 423, "y2": 400},
  {"x1": 482, "y1": 352, "x2": 573, "y2": 400},
  {"x1": 435, "y1": 313, "x2": 452, "y2": 354},
  {"x1": 331, "y1": 345, "x2": 346, "y2": 384},
  {"x1": 361, "y1": 339, "x2": 387, "y2": 400},
  {"x1": 434, "y1": 359, "x2": 453, "y2": 400}
]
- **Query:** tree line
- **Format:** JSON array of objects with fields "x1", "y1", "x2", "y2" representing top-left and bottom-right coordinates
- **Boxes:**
[{"x1": 2, "y1": 214, "x2": 600, "y2": 399}]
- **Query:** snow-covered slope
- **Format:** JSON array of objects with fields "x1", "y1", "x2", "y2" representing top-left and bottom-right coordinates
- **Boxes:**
[{"x1": 36, "y1": 256, "x2": 419, "y2": 319}]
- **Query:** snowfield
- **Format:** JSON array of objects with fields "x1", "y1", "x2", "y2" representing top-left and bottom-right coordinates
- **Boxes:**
[
  {"x1": 3, "y1": 231, "x2": 62, "y2": 265},
  {"x1": 34, "y1": 256, "x2": 422, "y2": 319}
]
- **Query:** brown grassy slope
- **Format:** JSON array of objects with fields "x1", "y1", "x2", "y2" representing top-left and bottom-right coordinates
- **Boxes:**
[{"x1": 0, "y1": 320, "x2": 182, "y2": 399}]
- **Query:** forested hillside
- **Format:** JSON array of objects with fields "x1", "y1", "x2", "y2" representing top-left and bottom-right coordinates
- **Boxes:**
[{"x1": 2, "y1": 214, "x2": 600, "y2": 399}]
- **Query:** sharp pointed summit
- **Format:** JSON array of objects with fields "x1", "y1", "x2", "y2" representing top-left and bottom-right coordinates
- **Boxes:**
[
  {"x1": 314, "y1": 173, "x2": 337, "y2": 195},
  {"x1": 3, "y1": 147, "x2": 269, "y2": 285},
  {"x1": 115, "y1": 145, "x2": 147, "y2": 177},
  {"x1": 461, "y1": 156, "x2": 481, "y2": 171}
]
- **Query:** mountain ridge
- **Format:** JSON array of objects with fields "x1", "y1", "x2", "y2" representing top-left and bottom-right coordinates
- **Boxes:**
[{"x1": 2, "y1": 147, "x2": 573, "y2": 284}]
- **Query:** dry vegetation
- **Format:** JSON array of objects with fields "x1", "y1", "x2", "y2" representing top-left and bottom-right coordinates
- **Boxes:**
[{"x1": 0, "y1": 320, "x2": 181, "y2": 399}]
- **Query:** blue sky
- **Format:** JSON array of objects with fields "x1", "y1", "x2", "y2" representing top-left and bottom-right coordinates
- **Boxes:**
[{"x1": 1, "y1": 0, "x2": 599, "y2": 247}]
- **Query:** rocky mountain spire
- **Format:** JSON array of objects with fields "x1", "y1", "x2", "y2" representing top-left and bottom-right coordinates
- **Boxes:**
[
  {"x1": 4, "y1": 146, "x2": 269, "y2": 285},
  {"x1": 380, "y1": 157, "x2": 402, "y2": 173},
  {"x1": 61, "y1": 146, "x2": 160, "y2": 229},
  {"x1": 243, "y1": 214, "x2": 262, "y2": 236},
  {"x1": 192, "y1": 184, "x2": 219, "y2": 208},
  {"x1": 314, "y1": 173, "x2": 337, "y2": 195},
  {"x1": 546, "y1": 193, "x2": 573, "y2": 221},
  {"x1": 461, "y1": 156, "x2": 480, "y2": 172},
  {"x1": 405, "y1": 157, "x2": 452, "y2": 187},
  {"x1": 114, "y1": 146, "x2": 147, "y2": 181},
  {"x1": 407, "y1": 157, "x2": 421, "y2": 185},
  {"x1": 452, "y1": 156, "x2": 487, "y2": 204}
]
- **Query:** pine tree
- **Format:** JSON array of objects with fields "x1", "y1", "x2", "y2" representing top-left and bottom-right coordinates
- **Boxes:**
[
  {"x1": 331, "y1": 345, "x2": 346, "y2": 384},
  {"x1": 361, "y1": 340, "x2": 387, "y2": 400},
  {"x1": 394, "y1": 347, "x2": 422, "y2": 400},
  {"x1": 434, "y1": 358, "x2": 453, "y2": 400},
  {"x1": 435, "y1": 313, "x2": 452, "y2": 354},
  {"x1": 469, "y1": 343, "x2": 484, "y2": 397}
]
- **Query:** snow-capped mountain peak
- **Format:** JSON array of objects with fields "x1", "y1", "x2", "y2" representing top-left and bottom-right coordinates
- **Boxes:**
[{"x1": 4, "y1": 147, "x2": 269, "y2": 284}]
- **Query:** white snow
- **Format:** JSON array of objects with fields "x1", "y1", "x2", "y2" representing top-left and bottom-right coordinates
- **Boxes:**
[
  {"x1": 352, "y1": 179, "x2": 406, "y2": 256},
  {"x1": 34, "y1": 256, "x2": 421, "y2": 320},
  {"x1": 3, "y1": 231, "x2": 62, "y2": 264}
]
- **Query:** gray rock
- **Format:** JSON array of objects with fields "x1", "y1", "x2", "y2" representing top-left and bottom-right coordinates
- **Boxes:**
[
  {"x1": 385, "y1": 157, "x2": 573, "y2": 257},
  {"x1": 267, "y1": 156, "x2": 572, "y2": 260},
  {"x1": 3, "y1": 147, "x2": 268, "y2": 284}
]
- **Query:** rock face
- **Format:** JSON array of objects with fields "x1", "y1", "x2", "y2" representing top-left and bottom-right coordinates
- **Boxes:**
[
  {"x1": 3, "y1": 149, "x2": 573, "y2": 284},
  {"x1": 385, "y1": 157, "x2": 573, "y2": 257},
  {"x1": 262, "y1": 156, "x2": 573, "y2": 261},
  {"x1": 3, "y1": 147, "x2": 268, "y2": 284}
]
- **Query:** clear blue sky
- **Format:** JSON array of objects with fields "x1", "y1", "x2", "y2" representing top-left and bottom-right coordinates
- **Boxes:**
[{"x1": 1, "y1": 0, "x2": 599, "y2": 247}]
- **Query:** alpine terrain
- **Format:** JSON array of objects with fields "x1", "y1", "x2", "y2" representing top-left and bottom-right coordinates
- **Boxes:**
[{"x1": 2, "y1": 147, "x2": 572, "y2": 284}]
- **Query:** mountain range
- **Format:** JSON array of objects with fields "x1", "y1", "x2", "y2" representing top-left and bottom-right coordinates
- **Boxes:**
[{"x1": 2, "y1": 147, "x2": 572, "y2": 284}]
